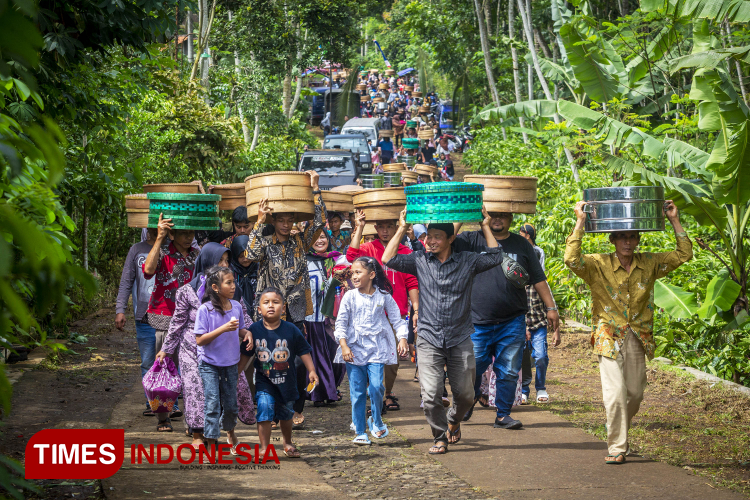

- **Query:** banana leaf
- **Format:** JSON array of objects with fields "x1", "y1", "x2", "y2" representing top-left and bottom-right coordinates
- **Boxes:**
[{"x1": 654, "y1": 280, "x2": 699, "y2": 318}]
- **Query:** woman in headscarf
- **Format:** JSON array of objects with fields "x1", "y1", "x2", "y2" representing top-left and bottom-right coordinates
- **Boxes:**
[
  {"x1": 156, "y1": 243, "x2": 256, "y2": 446},
  {"x1": 305, "y1": 231, "x2": 346, "y2": 406},
  {"x1": 230, "y1": 235, "x2": 258, "y2": 315}
]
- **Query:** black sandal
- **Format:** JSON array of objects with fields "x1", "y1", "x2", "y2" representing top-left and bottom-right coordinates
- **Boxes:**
[
  {"x1": 428, "y1": 442, "x2": 448, "y2": 455},
  {"x1": 143, "y1": 408, "x2": 155, "y2": 417},
  {"x1": 384, "y1": 394, "x2": 400, "y2": 411},
  {"x1": 447, "y1": 425, "x2": 461, "y2": 444},
  {"x1": 157, "y1": 418, "x2": 173, "y2": 432}
]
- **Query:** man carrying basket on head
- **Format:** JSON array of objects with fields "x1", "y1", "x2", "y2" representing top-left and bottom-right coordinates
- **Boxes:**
[
  {"x1": 564, "y1": 200, "x2": 692, "y2": 465},
  {"x1": 244, "y1": 170, "x2": 327, "y2": 430}
]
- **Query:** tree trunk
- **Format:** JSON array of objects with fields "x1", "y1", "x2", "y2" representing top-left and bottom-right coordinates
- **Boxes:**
[
  {"x1": 250, "y1": 114, "x2": 260, "y2": 151},
  {"x1": 189, "y1": 0, "x2": 218, "y2": 83},
  {"x1": 474, "y1": 0, "x2": 501, "y2": 107},
  {"x1": 282, "y1": 72, "x2": 292, "y2": 120},
  {"x1": 187, "y1": 10, "x2": 194, "y2": 64},
  {"x1": 517, "y1": 0, "x2": 579, "y2": 180},
  {"x1": 288, "y1": 27, "x2": 307, "y2": 121},
  {"x1": 508, "y1": 0, "x2": 528, "y2": 143},
  {"x1": 525, "y1": 0, "x2": 533, "y2": 100},
  {"x1": 534, "y1": 27, "x2": 552, "y2": 58},
  {"x1": 228, "y1": 11, "x2": 251, "y2": 144},
  {"x1": 483, "y1": 0, "x2": 492, "y2": 41},
  {"x1": 496, "y1": 0, "x2": 502, "y2": 37},
  {"x1": 82, "y1": 134, "x2": 88, "y2": 271}
]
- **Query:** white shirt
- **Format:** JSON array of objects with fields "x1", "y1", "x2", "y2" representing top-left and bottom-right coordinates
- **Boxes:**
[{"x1": 333, "y1": 288, "x2": 408, "y2": 365}]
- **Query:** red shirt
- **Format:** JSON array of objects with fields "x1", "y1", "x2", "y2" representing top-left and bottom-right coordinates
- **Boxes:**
[
  {"x1": 142, "y1": 241, "x2": 200, "y2": 330},
  {"x1": 347, "y1": 240, "x2": 418, "y2": 316}
]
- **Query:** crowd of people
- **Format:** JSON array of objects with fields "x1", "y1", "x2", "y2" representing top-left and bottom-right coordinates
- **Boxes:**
[{"x1": 116, "y1": 166, "x2": 692, "y2": 464}]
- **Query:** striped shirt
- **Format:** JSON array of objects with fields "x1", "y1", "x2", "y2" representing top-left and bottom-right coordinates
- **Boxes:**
[{"x1": 386, "y1": 248, "x2": 505, "y2": 349}]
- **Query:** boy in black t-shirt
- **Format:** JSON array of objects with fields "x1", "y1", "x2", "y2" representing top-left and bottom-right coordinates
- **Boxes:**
[{"x1": 247, "y1": 287, "x2": 318, "y2": 458}]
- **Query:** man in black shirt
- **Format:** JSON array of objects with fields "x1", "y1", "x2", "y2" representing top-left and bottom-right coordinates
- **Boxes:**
[
  {"x1": 455, "y1": 212, "x2": 560, "y2": 429},
  {"x1": 383, "y1": 208, "x2": 505, "y2": 455}
]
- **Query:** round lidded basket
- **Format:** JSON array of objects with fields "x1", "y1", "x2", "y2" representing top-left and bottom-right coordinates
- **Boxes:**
[
  {"x1": 209, "y1": 183, "x2": 246, "y2": 211},
  {"x1": 379, "y1": 129, "x2": 394, "y2": 138},
  {"x1": 361, "y1": 95, "x2": 371, "y2": 102},
  {"x1": 369, "y1": 68, "x2": 379, "y2": 74},
  {"x1": 406, "y1": 120, "x2": 417, "y2": 128},
  {"x1": 402, "y1": 138, "x2": 419, "y2": 150},
  {"x1": 418, "y1": 106, "x2": 429, "y2": 113},
  {"x1": 244, "y1": 171, "x2": 315, "y2": 223},
  {"x1": 322, "y1": 190, "x2": 355, "y2": 213},
  {"x1": 401, "y1": 171, "x2": 418, "y2": 185},
  {"x1": 146, "y1": 193, "x2": 221, "y2": 230},
  {"x1": 360, "y1": 174, "x2": 384, "y2": 189},
  {"x1": 404, "y1": 86, "x2": 414, "y2": 92},
  {"x1": 414, "y1": 164, "x2": 439, "y2": 177},
  {"x1": 413, "y1": 91, "x2": 423, "y2": 98},
  {"x1": 125, "y1": 193, "x2": 149, "y2": 210},
  {"x1": 330, "y1": 184, "x2": 364, "y2": 193},
  {"x1": 378, "y1": 83, "x2": 388, "y2": 90},
  {"x1": 463, "y1": 175, "x2": 538, "y2": 215},
  {"x1": 385, "y1": 69, "x2": 396, "y2": 76},
  {"x1": 418, "y1": 130, "x2": 434, "y2": 140},
  {"x1": 143, "y1": 182, "x2": 203, "y2": 194},
  {"x1": 353, "y1": 187, "x2": 407, "y2": 222},
  {"x1": 373, "y1": 97, "x2": 384, "y2": 103},
  {"x1": 405, "y1": 182, "x2": 484, "y2": 224},
  {"x1": 356, "y1": 84, "x2": 367, "y2": 91},
  {"x1": 582, "y1": 186, "x2": 665, "y2": 233},
  {"x1": 383, "y1": 162, "x2": 406, "y2": 172}
]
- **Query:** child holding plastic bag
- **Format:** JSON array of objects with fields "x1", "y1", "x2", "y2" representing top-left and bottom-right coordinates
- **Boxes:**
[
  {"x1": 333, "y1": 256, "x2": 409, "y2": 445},
  {"x1": 194, "y1": 265, "x2": 252, "y2": 453}
]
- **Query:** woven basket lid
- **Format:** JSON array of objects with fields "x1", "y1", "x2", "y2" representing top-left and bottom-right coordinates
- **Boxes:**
[
  {"x1": 147, "y1": 215, "x2": 221, "y2": 230},
  {"x1": 406, "y1": 120, "x2": 417, "y2": 128},
  {"x1": 405, "y1": 182, "x2": 484, "y2": 195},
  {"x1": 402, "y1": 138, "x2": 419, "y2": 149},
  {"x1": 405, "y1": 182, "x2": 484, "y2": 223},
  {"x1": 147, "y1": 193, "x2": 221, "y2": 201}
]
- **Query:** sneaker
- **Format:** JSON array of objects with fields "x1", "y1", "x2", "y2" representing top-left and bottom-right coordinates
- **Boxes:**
[{"x1": 494, "y1": 415, "x2": 523, "y2": 429}]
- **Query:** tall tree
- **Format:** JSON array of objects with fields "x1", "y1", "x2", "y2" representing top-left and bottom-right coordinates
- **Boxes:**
[
  {"x1": 474, "y1": 0, "x2": 501, "y2": 107},
  {"x1": 509, "y1": 0, "x2": 528, "y2": 143}
]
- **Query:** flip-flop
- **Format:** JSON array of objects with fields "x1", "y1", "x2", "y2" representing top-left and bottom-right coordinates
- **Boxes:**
[
  {"x1": 352, "y1": 434, "x2": 371, "y2": 446},
  {"x1": 143, "y1": 408, "x2": 155, "y2": 417},
  {"x1": 605, "y1": 452, "x2": 626, "y2": 464},
  {"x1": 292, "y1": 416, "x2": 305, "y2": 430},
  {"x1": 283, "y1": 446, "x2": 301, "y2": 458},
  {"x1": 368, "y1": 416, "x2": 389, "y2": 439},
  {"x1": 477, "y1": 394, "x2": 490, "y2": 407},
  {"x1": 227, "y1": 435, "x2": 239, "y2": 456},
  {"x1": 428, "y1": 443, "x2": 448, "y2": 455},
  {"x1": 447, "y1": 425, "x2": 461, "y2": 444}
]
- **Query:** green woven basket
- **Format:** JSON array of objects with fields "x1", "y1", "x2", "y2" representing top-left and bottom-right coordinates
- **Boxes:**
[
  {"x1": 147, "y1": 193, "x2": 221, "y2": 230},
  {"x1": 405, "y1": 182, "x2": 484, "y2": 223},
  {"x1": 402, "y1": 138, "x2": 419, "y2": 149},
  {"x1": 406, "y1": 120, "x2": 417, "y2": 128}
]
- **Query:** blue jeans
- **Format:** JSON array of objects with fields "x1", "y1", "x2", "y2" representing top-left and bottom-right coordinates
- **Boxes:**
[
  {"x1": 522, "y1": 326, "x2": 549, "y2": 397},
  {"x1": 472, "y1": 315, "x2": 526, "y2": 418},
  {"x1": 135, "y1": 320, "x2": 156, "y2": 404},
  {"x1": 255, "y1": 391, "x2": 295, "y2": 422},
  {"x1": 198, "y1": 361, "x2": 238, "y2": 440},
  {"x1": 346, "y1": 363, "x2": 385, "y2": 436}
]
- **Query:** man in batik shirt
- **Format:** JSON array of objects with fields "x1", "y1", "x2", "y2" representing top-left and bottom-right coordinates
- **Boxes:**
[{"x1": 564, "y1": 200, "x2": 692, "y2": 464}]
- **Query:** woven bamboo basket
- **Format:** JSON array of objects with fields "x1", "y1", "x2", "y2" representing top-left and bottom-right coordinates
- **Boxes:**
[
  {"x1": 322, "y1": 191, "x2": 354, "y2": 213},
  {"x1": 406, "y1": 120, "x2": 417, "y2": 128},
  {"x1": 143, "y1": 182, "x2": 202, "y2": 194},
  {"x1": 412, "y1": 91, "x2": 423, "y2": 98},
  {"x1": 360, "y1": 95, "x2": 371, "y2": 102},
  {"x1": 127, "y1": 209, "x2": 150, "y2": 228},
  {"x1": 405, "y1": 182, "x2": 484, "y2": 223},
  {"x1": 125, "y1": 193, "x2": 149, "y2": 210},
  {"x1": 369, "y1": 69, "x2": 379, "y2": 74},
  {"x1": 401, "y1": 170, "x2": 418, "y2": 182},
  {"x1": 378, "y1": 83, "x2": 388, "y2": 90},
  {"x1": 383, "y1": 162, "x2": 406, "y2": 172},
  {"x1": 330, "y1": 185, "x2": 364, "y2": 193},
  {"x1": 353, "y1": 187, "x2": 406, "y2": 208},
  {"x1": 379, "y1": 129, "x2": 394, "y2": 137},
  {"x1": 244, "y1": 172, "x2": 315, "y2": 222},
  {"x1": 373, "y1": 97, "x2": 384, "y2": 103},
  {"x1": 385, "y1": 69, "x2": 396, "y2": 76},
  {"x1": 418, "y1": 106, "x2": 430, "y2": 114},
  {"x1": 402, "y1": 138, "x2": 419, "y2": 150},
  {"x1": 404, "y1": 86, "x2": 414, "y2": 92},
  {"x1": 463, "y1": 175, "x2": 537, "y2": 214},
  {"x1": 146, "y1": 193, "x2": 221, "y2": 230},
  {"x1": 362, "y1": 224, "x2": 378, "y2": 236},
  {"x1": 356, "y1": 84, "x2": 367, "y2": 91},
  {"x1": 209, "y1": 183, "x2": 245, "y2": 211},
  {"x1": 415, "y1": 164, "x2": 439, "y2": 176},
  {"x1": 418, "y1": 130, "x2": 434, "y2": 140}
]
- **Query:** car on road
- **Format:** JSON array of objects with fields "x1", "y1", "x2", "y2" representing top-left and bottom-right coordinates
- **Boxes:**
[
  {"x1": 297, "y1": 149, "x2": 361, "y2": 190},
  {"x1": 341, "y1": 117, "x2": 381, "y2": 149},
  {"x1": 322, "y1": 134, "x2": 373, "y2": 172}
]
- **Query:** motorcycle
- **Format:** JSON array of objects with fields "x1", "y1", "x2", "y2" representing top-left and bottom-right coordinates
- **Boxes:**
[{"x1": 455, "y1": 125, "x2": 474, "y2": 152}]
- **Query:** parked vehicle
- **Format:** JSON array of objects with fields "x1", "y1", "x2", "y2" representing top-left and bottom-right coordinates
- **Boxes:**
[
  {"x1": 455, "y1": 125, "x2": 474, "y2": 152},
  {"x1": 322, "y1": 134, "x2": 373, "y2": 172},
  {"x1": 297, "y1": 149, "x2": 361, "y2": 190},
  {"x1": 308, "y1": 87, "x2": 328, "y2": 125},
  {"x1": 341, "y1": 117, "x2": 381, "y2": 149}
]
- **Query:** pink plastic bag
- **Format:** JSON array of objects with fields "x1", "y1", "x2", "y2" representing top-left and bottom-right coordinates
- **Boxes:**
[{"x1": 142, "y1": 358, "x2": 182, "y2": 413}]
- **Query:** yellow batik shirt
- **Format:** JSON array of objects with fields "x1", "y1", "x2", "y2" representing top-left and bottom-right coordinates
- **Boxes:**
[{"x1": 563, "y1": 229, "x2": 692, "y2": 360}]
